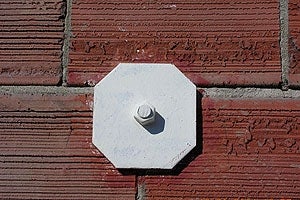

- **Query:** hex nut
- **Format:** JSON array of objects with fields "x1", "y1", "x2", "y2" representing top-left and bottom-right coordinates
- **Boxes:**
[{"x1": 134, "y1": 104, "x2": 156, "y2": 126}]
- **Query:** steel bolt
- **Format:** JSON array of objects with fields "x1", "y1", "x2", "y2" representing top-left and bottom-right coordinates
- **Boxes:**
[
  {"x1": 134, "y1": 103, "x2": 156, "y2": 125},
  {"x1": 137, "y1": 104, "x2": 153, "y2": 119}
]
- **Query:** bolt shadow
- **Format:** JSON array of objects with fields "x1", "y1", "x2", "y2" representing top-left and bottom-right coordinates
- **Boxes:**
[
  {"x1": 119, "y1": 91, "x2": 203, "y2": 176},
  {"x1": 143, "y1": 112, "x2": 165, "y2": 134}
]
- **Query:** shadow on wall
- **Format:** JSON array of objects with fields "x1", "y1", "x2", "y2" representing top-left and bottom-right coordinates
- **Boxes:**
[
  {"x1": 119, "y1": 91, "x2": 203, "y2": 176},
  {"x1": 143, "y1": 112, "x2": 165, "y2": 135}
]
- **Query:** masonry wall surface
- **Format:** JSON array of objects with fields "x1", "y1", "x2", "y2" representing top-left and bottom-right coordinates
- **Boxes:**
[{"x1": 0, "y1": 0, "x2": 300, "y2": 199}]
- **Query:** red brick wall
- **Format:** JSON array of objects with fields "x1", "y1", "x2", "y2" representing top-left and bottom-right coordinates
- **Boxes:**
[{"x1": 0, "y1": 0, "x2": 300, "y2": 199}]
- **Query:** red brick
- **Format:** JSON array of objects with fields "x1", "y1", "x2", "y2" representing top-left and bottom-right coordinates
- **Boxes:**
[
  {"x1": 0, "y1": 92, "x2": 136, "y2": 199},
  {"x1": 140, "y1": 97, "x2": 300, "y2": 199},
  {"x1": 289, "y1": 0, "x2": 300, "y2": 86},
  {"x1": 68, "y1": 0, "x2": 281, "y2": 86},
  {"x1": 0, "y1": 0, "x2": 65, "y2": 85}
]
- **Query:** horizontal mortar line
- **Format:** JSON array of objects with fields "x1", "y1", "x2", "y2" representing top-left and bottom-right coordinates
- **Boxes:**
[
  {"x1": 201, "y1": 89, "x2": 300, "y2": 98},
  {"x1": 0, "y1": 87, "x2": 299, "y2": 98}
]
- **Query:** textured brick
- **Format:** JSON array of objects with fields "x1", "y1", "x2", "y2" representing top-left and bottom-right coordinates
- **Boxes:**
[
  {"x1": 140, "y1": 97, "x2": 300, "y2": 199},
  {"x1": 289, "y1": 0, "x2": 300, "y2": 86},
  {"x1": 68, "y1": 0, "x2": 281, "y2": 86},
  {"x1": 0, "y1": 0, "x2": 65, "y2": 85},
  {"x1": 0, "y1": 92, "x2": 136, "y2": 199}
]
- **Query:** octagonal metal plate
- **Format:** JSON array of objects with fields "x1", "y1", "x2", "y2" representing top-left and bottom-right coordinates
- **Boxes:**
[{"x1": 92, "y1": 63, "x2": 196, "y2": 169}]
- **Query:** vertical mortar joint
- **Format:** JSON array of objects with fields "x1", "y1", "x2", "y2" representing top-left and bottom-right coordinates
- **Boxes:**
[
  {"x1": 279, "y1": 0, "x2": 290, "y2": 90},
  {"x1": 61, "y1": 0, "x2": 72, "y2": 86}
]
